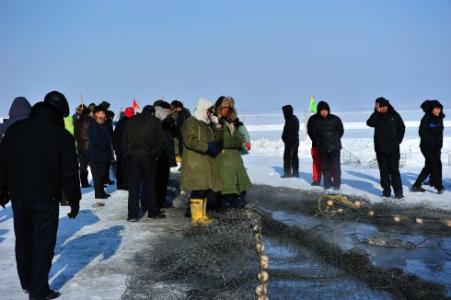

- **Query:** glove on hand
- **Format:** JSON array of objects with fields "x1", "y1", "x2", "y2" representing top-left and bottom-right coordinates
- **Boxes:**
[
  {"x1": 206, "y1": 142, "x2": 220, "y2": 157},
  {"x1": 67, "y1": 201, "x2": 80, "y2": 219}
]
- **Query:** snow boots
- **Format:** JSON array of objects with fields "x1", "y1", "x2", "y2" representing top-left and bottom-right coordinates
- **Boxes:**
[{"x1": 190, "y1": 198, "x2": 212, "y2": 225}]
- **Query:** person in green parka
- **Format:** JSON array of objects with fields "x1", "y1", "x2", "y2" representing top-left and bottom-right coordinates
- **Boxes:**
[
  {"x1": 214, "y1": 96, "x2": 252, "y2": 209},
  {"x1": 181, "y1": 98, "x2": 222, "y2": 225}
]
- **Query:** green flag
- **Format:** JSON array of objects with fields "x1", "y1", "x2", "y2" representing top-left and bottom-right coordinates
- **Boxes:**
[{"x1": 308, "y1": 96, "x2": 317, "y2": 113}]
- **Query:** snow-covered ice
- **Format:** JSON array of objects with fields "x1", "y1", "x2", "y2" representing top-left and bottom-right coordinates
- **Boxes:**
[{"x1": 0, "y1": 110, "x2": 449, "y2": 299}]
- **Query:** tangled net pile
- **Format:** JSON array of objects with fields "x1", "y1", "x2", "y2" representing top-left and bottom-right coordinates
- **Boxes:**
[
  {"x1": 248, "y1": 185, "x2": 451, "y2": 299},
  {"x1": 122, "y1": 209, "x2": 260, "y2": 300}
]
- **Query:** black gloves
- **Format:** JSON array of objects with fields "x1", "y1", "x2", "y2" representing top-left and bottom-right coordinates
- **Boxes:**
[
  {"x1": 67, "y1": 201, "x2": 80, "y2": 219},
  {"x1": 0, "y1": 190, "x2": 10, "y2": 208},
  {"x1": 206, "y1": 142, "x2": 220, "y2": 157}
]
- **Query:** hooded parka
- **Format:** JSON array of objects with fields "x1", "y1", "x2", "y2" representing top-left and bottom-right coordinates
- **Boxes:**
[{"x1": 181, "y1": 99, "x2": 223, "y2": 192}]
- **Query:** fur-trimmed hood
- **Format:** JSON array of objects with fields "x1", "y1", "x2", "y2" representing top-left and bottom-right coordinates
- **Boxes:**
[{"x1": 194, "y1": 98, "x2": 214, "y2": 124}]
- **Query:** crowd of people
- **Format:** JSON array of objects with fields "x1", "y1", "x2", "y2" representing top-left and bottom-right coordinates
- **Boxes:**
[
  {"x1": 282, "y1": 97, "x2": 446, "y2": 199},
  {"x1": 0, "y1": 91, "x2": 446, "y2": 300},
  {"x1": 0, "y1": 92, "x2": 253, "y2": 299}
]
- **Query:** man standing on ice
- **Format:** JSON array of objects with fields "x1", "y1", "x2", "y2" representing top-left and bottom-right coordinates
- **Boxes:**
[
  {"x1": 411, "y1": 100, "x2": 445, "y2": 194},
  {"x1": 310, "y1": 101, "x2": 344, "y2": 192},
  {"x1": 281, "y1": 105, "x2": 300, "y2": 178},
  {"x1": 89, "y1": 106, "x2": 114, "y2": 199},
  {"x1": 0, "y1": 91, "x2": 81, "y2": 300},
  {"x1": 367, "y1": 97, "x2": 406, "y2": 199},
  {"x1": 122, "y1": 104, "x2": 165, "y2": 221}
]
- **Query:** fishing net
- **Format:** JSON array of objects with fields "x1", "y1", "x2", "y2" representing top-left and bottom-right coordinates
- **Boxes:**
[{"x1": 122, "y1": 209, "x2": 260, "y2": 300}]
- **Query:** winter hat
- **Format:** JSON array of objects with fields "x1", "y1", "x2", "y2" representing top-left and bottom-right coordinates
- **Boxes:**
[
  {"x1": 154, "y1": 100, "x2": 171, "y2": 110},
  {"x1": 171, "y1": 100, "x2": 183, "y2": 109},
  {"x1": 124, "y1": 107, "x2": 135, "y2": 118},
  {"x1": 99, "y1": 101, "x2": 111, "y2": 110},
  {"x1": 106, "y1": 110, "x2": 115, "y2": 120},
  {"x1": 215, "y1": 96, "x2": 235, "y2": 112},
  {"x1": 420, "y1": 100, "x2": 431, "y2": 113},
  {"x1": 88, "y1": 103, "x2": 96, "y2": 112},
  {"x1": 44, "y1": 91, "x2": 70, "y2": 117},
  {"x1": 153, "y1": 99, "x2": 165, "y2": 107},
  {"x1": 93, "y1": 105, "x2": 106, "y2": 114},
  {"x1": 317, "y1": 101, "x2": 330, "y2": 113},
  {"x1": 142, "y1": 105, "x2": 155, "y2": 115},
  {"x1": 194, "y1": 98, "x2": 214, "y2": 124}
]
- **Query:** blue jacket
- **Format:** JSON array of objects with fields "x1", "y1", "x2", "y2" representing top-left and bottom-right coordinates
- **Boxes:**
[{"x1": 89, "y1": 121, "x2": 113, "y2": 163}]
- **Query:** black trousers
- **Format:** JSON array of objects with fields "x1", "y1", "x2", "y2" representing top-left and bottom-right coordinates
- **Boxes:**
[
  {"x1": 414, "y1": 148, "x2": 443, "y2": 190},
  {"x1": 78, "y1": 150, "x2": 90, "y2": 186},
  {"x1": 104, "y1": 161, "x2": 112, "y2": 183},
  {"x1": 156, "y1": 158, "x2": 170, "y2": 208},
  {"x1": 116, "y1": 156, "x2": 128, "y2": 190},
  {"x1": 320, "y1": 150, "x2": 341, "y2": 189},
  {"x1": 12, "y1": 200, "x2": 59, "y2": 298},
  {"x1": 127, "y1": 153, "x2": 159, "y2": 218},
  {"x1": 283, "y1": 142, "x2": 299, "y2": 176},
  {"x1": 376, "y1": 151, "x2": 403, "y2": 197},
  {"x1": 91, "y1": 162, "x2": 107, "y2": 197}
]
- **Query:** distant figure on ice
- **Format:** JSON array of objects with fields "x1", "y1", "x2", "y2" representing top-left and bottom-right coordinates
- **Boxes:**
[
  {"x1": 281, "y1": 105, "x2": 299, "y2": 178},
  {"x1": 0, "y1": 91, "x2": 81, "y2": 300},
  {"x1": 367, "y1": 97, "x2": 406, "y2": 199},
  {"x1": 181, "y1": 98, "x2": 222, "y2": 225},
  {"x1": 89, "y1": 105, "x2": 114, "y2": 199},
  {"x1": 122, "y1": 104, "x2": 165, "y2": 221},
  {"x1": 113, "y1": 107, "x2": 135, "y2": 190},
  {"x1": 310, "y1": 101, "x2": 344, "y2": 192},
  {"x1": 0, "y1": 97, "x2": 32, "y2": 142},
  {"x1": 411, "y1": 100, "x2": 445, "y2": 194}
]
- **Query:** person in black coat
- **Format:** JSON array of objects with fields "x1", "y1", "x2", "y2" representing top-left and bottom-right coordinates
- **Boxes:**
[
  {"x1": 113, "y1": 107, "x2": 135, "y2": 190},
  {"x1": 281, "y1": 105, "x2": 300, "y2": 178},
  {"x1": 74, "y1": 106, "x2": 94, "y2": 188},
  {"x1": 366, "y1": 97, "x2": 406, "y2": 199},
  {"x1": 155, "y1": 102, "x2": 178, "y2": 209},
  {"x1": 412, "y1": 100, "x2": 445, "y2": 194},
  {"x1": 122, "y1": 106, "x2": 164, "y2": 221},
  {"x1": 0, "y1": 91, "x2": 81, "y2": 300},
  {"x1": 171, "y1": 100, "x2": 191, "y2": 157},
  {"x1": 89, "y1": 106, "x2": 114, "y2": 199},
  {"x1": 310, "y1": 101, "x2": 344, "y2": 191}
]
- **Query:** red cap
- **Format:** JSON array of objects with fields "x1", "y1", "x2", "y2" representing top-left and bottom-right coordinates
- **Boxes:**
[{"x1": 124, "y1": 107, "x2": 135, "y2": 118}]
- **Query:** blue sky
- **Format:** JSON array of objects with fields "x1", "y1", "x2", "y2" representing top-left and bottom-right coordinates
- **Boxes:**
[{"x1": 1, "y1": 0, "x2": 450, "y2": 116}]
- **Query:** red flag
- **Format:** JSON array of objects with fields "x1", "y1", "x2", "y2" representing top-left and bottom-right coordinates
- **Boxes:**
[{"x1": 132, "y1": 99, "x2": 140, "y2": 110}]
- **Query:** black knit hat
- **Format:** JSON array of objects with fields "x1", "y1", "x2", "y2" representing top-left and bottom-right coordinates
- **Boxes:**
[
  {"x1": 93, "y1": 105, "x2": 106, "y2": 114},
  {"x1": 44, "y1": 91, "x2": 70, "y2": 117},
  {"x1": 171, "y1": 100, "x2": 183, "y2": 108}
]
